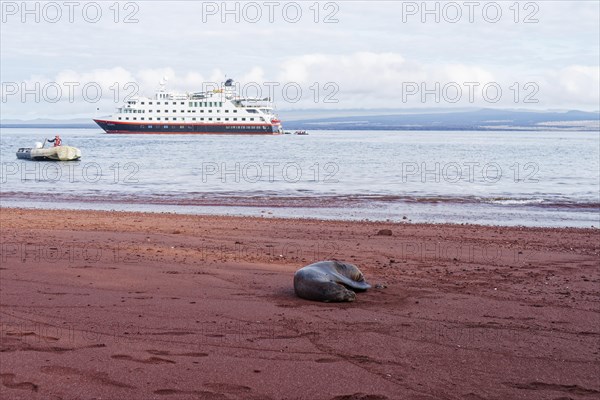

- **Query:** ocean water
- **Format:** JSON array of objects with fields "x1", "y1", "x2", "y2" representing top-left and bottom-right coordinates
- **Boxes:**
[{"x1": 1, "y1": 128, "x2": 599, "y2": 227}]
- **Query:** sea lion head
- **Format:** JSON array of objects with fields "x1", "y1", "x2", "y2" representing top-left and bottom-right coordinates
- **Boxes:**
[{"x1": 333, "y1": 261, "x2": 367, "y2": 282}]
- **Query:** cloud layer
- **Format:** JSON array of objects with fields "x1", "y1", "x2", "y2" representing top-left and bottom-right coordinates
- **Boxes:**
[{"x1": 1, "y1": 1, "x2": 598, "y2": 118}]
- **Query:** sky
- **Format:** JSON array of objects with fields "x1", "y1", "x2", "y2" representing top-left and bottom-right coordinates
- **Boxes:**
[{"x1": 0, "y1": 0, "x2": 599, "y2": 119}]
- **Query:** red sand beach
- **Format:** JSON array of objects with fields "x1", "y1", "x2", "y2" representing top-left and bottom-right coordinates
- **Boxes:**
[{"x1": 0, "y1": 208, "x2": 599, "y2": 399}]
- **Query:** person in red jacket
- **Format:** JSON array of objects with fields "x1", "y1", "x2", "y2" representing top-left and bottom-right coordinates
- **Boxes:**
[{"x1": 47, "y1": 135, "x2": 62, "y2": 147}]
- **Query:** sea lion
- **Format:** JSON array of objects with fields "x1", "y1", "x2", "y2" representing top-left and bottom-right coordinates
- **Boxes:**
[{"x1": 293, "y1": 261, "x2": 371, "y2": 302}]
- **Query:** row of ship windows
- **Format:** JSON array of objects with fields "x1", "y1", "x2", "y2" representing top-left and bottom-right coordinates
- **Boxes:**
[
  {"x1": 122, "y1": 109, "x2": 238, "y2": 114},
  {"x1": 189, "y1": 101, "x2": 224, "y2": 107},
  {"x1": 129, "y1": 101, "x2": 225, "y2": 107},
  {"x1": 119, "y1": 117, "x2": 257, "y2": 121}
]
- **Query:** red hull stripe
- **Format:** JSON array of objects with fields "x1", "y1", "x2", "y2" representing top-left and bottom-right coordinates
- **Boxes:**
[
  {"x1": 93, "y1": 119, "x2": 280, "y2": 127},
  {"x1": 104, "y1": 131, "x2": 280, "y2": 135}
]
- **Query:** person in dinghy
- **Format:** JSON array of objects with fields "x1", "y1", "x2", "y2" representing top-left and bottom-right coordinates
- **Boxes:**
[{"x1": 47, "y1": 135, "x2": 62, "y2": 147}]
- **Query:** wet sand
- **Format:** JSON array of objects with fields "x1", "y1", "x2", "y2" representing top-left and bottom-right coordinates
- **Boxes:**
[{"x1": 1, "y1": 208, "x2": 599, "y2": 399}]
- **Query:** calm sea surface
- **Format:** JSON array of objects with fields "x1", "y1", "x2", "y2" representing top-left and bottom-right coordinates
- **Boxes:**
[{"x1": 1, "y1": 128, "x2": 598, "y2": 227}]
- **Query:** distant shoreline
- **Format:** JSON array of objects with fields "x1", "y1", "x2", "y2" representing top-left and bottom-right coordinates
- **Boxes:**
[
  {"x1": 2, "y1": 108, "x2": 598, "y2": 131},
  {"x1": 2, "y1": 196, "x2": 598, "y2": 229},
  {"x1": 1, "y1": 124, "x2": 598, "y2": 132}
]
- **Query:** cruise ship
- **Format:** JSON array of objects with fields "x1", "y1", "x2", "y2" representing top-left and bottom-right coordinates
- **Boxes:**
[{"x1": 93, "y1": 79, "x2": 283, "y2": 134}]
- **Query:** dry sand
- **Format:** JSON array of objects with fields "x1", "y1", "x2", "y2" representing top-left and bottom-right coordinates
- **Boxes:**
[{"x1": 0, "y1": 208, "x2": 599, "y2": 399}]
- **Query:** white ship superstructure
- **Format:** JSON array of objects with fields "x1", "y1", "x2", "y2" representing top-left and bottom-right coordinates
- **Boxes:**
[{"x1": 94, "y1": 79, "x2": 283, "y2": 134}]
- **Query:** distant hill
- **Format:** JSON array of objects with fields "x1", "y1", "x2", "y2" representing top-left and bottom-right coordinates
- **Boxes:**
[
  {"x1": 2, "y1": 109, "x2": 598, "y2": 131},
  {"x1": 0, "y1": 118, "x2": 96, "y2": 129},
  {"x1": 284, "y1": 109, "x2": 600, "y2": 131}
]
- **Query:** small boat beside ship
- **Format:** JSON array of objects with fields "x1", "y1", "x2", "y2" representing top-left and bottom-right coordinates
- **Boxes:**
[
  {"x1": 284, "y1": 130, "x2": 309, "y2": 135},
  {"x1": 16, "y1": 138, "x2": 81, "y2": 161}
]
